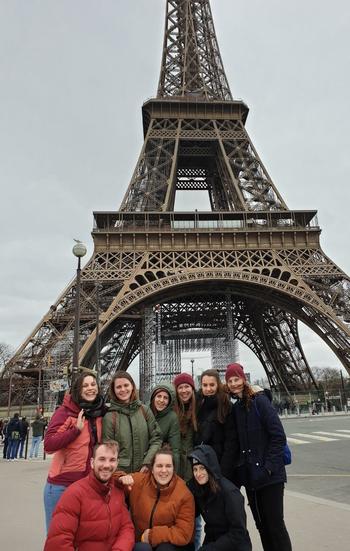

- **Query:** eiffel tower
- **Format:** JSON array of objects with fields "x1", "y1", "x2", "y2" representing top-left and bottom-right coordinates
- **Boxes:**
[{"x1": 5, "y1": 0, "x2": 350, "y2": 404}]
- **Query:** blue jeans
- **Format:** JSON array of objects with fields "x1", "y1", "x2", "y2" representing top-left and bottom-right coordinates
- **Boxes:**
[
  {"x1": 44, "y1": 482, "x2": 67, "y2": 532},
  {"x1": 194, "y1": 515, "x2": 202, "y2": 551},
  {"x1": 6, "y1": 438, "x2": 20, "y2": 459},
  {"x1": 19, "y1": 437, "x2": 26, "y2": 458},
  {"x1": 29, "y1": 436, "x2": 42, "y2": 458}
]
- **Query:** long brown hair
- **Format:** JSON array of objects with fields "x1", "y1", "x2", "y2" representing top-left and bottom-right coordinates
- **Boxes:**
[
  {"x1": 199, "y1": 369, "x2": 231, "y2": 423},
  {"x1": 174, "y1": 387, "x2": 198, "y2": 435},
  {"x1": 109, "y1": 370, "x2": 138, "y2": 403},
  {"x1": 240, "y1": 381, "x2": 256, "y2": 410}
]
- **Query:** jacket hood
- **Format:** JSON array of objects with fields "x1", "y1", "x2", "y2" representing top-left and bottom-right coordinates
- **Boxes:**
[
  {"x1": 108, "y1": 397, "x2": 143, "y2": 414},
  {"x1": 62, "y1": 393, "x2": 81, "y2": 415},
  {"x1": 150, "y1": 383, "x2": 175, "y2": 416},
  {"x1": 188, "y1": 444, "x2": 222, "y2": 480}
]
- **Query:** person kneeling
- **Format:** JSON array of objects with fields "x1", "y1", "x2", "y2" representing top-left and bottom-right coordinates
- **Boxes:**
[
  {"x1": 188, "y1": 444, "x2": 252, "y2": 551},
  {"x1": 44, "y1": 441, "x2": 135, "y2": 551},
  {"x1": 118, "y1": 444, "x2": 195, "y2": 551}
]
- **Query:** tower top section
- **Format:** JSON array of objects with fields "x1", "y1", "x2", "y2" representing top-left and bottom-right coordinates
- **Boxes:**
[{"x1": 157, "y1": 0, "x2": 232, "y2": 100}]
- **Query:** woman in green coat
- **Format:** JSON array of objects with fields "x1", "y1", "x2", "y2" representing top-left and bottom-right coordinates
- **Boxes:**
[
  {"x1": 173, "y1": 373, "x2": 197, "y2": 482},
  {"x1": 149, "y1": 383, "x2": 181, "y2": 472},
  {"x1": 102, "y1": 371, "x2": 162, "y2": 473}
]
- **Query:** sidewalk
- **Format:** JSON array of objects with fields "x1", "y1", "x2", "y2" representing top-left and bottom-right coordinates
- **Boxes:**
[{"x1": 0, "y1": 457, "x2": 349, "y2": 550}]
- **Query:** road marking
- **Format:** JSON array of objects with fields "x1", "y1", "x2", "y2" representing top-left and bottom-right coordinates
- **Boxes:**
[
  {"x1": 291, "y1": 432, "x2": 338, "y2": 442},
  {"x1": 287, "y1": 437, "x2": 311, "y2": 444},
  {"x1": 288, "y1": 474, "x2": 350, "y2": 477},
  {"x1": 285, "y1": 490, "x2": 350, "y2": 511},
  {"x1": 315, "y1": 431, "x2": 350, "y2": 439}
]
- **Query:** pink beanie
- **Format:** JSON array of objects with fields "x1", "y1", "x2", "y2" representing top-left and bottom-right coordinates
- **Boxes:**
[
  {"x1": 173, "y1": 372, "x2": 195, "y2": 389},
  {"x1": 225, "y1": 363, "x2": 246, "y2": 382}
]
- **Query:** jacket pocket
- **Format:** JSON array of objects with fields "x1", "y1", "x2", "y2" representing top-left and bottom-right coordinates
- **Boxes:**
[{"x1": 247, "y1": 461, "x2": 270, "y2": 489}]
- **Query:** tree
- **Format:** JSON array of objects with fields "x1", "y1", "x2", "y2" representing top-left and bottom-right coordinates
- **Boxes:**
[{"x1": 0, "y1": 342, "x2": 14, "y2": 376}]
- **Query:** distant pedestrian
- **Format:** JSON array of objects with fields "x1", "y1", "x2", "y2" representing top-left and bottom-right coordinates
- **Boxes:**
[
  {"x1": 2, "y1": 419, "x2": 9, "y2": 458},
  {"x1": 225, "y1": 363, "x2": 292, "y2": 551},
  {"x1": 29, "y1": 414, "x2": 46, "y2": 459},
  {"x1": 6, "y1": 413, "x2": 21, "y2": 460},
  {"x1": 19, "y1": 416, "x2": 29, "y2": 458}
]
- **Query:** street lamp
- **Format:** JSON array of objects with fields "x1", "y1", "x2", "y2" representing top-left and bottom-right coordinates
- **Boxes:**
[
  {"x1": 72, "y1": 240, "x2": 87, "y2": 378},
  {"x1": 190, "y1": 358, "x2": 194, "y2": 379}
]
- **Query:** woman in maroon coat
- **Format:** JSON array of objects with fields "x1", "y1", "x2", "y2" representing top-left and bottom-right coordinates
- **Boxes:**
[{"x1": 43, "y1": 370, "x2": 105, "y2": 530}]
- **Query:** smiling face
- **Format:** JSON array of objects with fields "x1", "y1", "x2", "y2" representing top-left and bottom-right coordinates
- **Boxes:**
[
  {"x1": 201, "y1": 375, "x2": 218, "y2": 396},
  {"x1": 80, "y1": 375, "x2": 98, "y2": 402},
  {"x1": 176, "y1": 383, "x2": 193, "y2": 404},
  {"x1": 154, "y1": 390, "x2": 170, "y2": 412},
  {"x1": 152, "y1": 453, "x2": 174, "y2": 486},
  {"x1": 193, "y1": 463, "x2": 209, "y2": 485},
  {"x1": 226, "y1": 376, "x2": 245, "y2": 397},
  {"x1": 114, "y1": 378, "x2": 134, "y2": 403},
  {"x1": 91, "y1": 444, "x2": 118, "y2": 484}
]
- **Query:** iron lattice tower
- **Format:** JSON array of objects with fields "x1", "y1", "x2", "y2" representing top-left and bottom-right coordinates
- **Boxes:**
[{"x1": 5, "y1": 0, "x2": 350, "y2": 405}]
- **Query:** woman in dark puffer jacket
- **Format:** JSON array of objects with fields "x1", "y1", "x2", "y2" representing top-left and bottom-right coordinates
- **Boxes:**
[
  {"x1": 188, "y1": 444, "x2": 252, "y2": 551},
  {"x1": 225, "y1": 363, "x2": 292, "y2": 551},
  {"x1": 195, "y1": 369, "x2": 236, "y2": 479}
]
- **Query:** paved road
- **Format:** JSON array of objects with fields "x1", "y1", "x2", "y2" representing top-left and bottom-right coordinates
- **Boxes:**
[{"x1": 282, "y1": 414, "x2": 350, "y2": 504}]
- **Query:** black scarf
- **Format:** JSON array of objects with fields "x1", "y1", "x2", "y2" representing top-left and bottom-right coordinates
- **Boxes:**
[{"x1": 78, "y1": 395, "x2": 105, "y2": 419}]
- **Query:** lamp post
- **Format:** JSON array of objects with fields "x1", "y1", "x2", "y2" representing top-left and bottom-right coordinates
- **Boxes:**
[
  {"x1": 95, "y1": 282, "x2": 102, "y2": 381},
  {"x1": 190, "y1": 358, "x2": 194, "y2": 379},
  {"x1": 72, "y1": 241, "x2": 87, "y2": 379}
]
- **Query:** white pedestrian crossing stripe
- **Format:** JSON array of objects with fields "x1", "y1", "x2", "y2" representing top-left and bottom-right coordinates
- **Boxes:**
[
  {"x1": 286, "y1": 429, "x2": 350, "y2": 446},
  {"x1": 287, "y1": 437, "x2": 311, "y2": 445},
  {"x1": 291, "y1": 432, "x2": 338, "y2": 442},
  {"x1": 315, "y1": 431, "x2": 350, "y2": 439}
]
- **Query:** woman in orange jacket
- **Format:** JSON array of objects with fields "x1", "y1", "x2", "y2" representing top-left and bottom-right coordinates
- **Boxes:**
[{"x1": 118, "y1": 445, "x2": 195, "y2": 551}]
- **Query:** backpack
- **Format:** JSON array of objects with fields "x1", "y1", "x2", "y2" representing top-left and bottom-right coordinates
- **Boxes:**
[
  {"x1": 254, "y1": 391, "x2": 292, "y2": 466},
  {"x1": 11, "y1": 430, "x2": 20, "y2": 440}
]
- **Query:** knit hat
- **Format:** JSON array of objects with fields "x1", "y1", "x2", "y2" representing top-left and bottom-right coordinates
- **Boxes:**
[
  {"x1": 225, "y1": 363, "x2": 246, "y2": 382},
  {"x1": 173, "y1": 372, "x2": 195, "y2": 389}
]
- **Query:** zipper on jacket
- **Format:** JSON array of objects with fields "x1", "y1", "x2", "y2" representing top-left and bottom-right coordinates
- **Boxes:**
[{"x1": 149, "y1": 487, "x2": 161, "y2": 528}]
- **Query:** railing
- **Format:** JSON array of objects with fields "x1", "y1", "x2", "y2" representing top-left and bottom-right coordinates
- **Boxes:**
[{"x1": 93, "y1": 210, "x2": 319, "y2": 233}]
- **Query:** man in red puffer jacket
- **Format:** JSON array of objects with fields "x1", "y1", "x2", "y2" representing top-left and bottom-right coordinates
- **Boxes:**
[{"x1": 44, "y1": 441, "x2": 135, "y2": 551}]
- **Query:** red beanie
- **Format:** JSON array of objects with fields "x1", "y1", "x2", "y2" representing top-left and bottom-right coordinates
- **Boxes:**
[
  {"x1": 225, "y1": 363, "x2": 246, "y2": 382},
  {"x1": 173, "y1": 372, "x2": 195, "y2": 389}
]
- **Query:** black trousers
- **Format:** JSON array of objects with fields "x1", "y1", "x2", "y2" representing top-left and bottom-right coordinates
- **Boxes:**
[{"x1": 246, "y1": 482, "x2": 292, "y2": 551}]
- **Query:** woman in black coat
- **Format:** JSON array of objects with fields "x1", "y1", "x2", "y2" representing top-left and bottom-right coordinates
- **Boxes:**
[
  {"x1": 225, "y1": 363, "x2": 292, "y2": 551},
  {"x1": 188, "y1": 444, "x2": 252, "y2": 551},
  {"x1": 194, "y1": 369, "x2": 236, "y2": 479}
]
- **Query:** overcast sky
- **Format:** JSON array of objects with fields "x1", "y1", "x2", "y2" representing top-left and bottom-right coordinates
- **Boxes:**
[{"x1": 0, "y1": 0, "x2": 349, "y2": 380}]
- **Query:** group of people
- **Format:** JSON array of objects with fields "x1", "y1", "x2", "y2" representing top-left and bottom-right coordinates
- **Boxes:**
[
  {"x1": 1, "y1": 413, "x2": 46, "y2": 460},
  {"x1": 43, "y1": 364, "x2": 292, "y2": 551}
]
